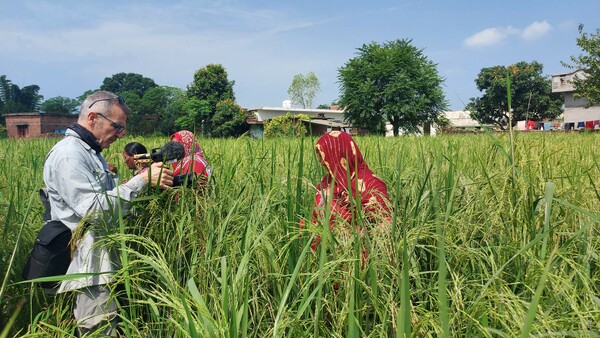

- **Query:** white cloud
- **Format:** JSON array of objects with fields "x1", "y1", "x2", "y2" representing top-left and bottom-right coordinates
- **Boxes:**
[
  {"x1": 465, "y1": 21, "x2": 552, "y2": 47},
  {"x1": 521, "y1": 20, "x2": 552, "y2": 40},
  {"x1": 464, "y1": 26, "x2": 518, "y2": 47}
]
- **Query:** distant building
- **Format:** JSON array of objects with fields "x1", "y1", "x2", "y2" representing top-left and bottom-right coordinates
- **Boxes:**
[
  {"x1": 245, "y1": 105, "x2": 493, "y2": 137},
  {"x1": 245, "y1": 104, "x2": 349, "y2": 138},
  {"x1": 4, "y1": 113, "x2": 78, "y2": 139},
  {"x1": 552, "y1": 70, "x2": 600, "y2": 125},
  {"x1": 443, "y1": 111, "x2": 490, "y2": 129},
  {"x1": 429, "y1": 111, "x2": 493, "y2": 135}
]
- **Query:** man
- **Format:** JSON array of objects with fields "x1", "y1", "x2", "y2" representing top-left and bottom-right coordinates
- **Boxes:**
[{"x1": 43, "y1": 91, "x2": 173, "y2": 335}]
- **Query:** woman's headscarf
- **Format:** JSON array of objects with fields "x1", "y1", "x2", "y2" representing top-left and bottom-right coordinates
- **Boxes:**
[
  {"x1": 313, "y1": 131, "x2": 390, "y2": 222},
  {"x1": 170, "y1": 130, "x2": 211, "y2": 178}
]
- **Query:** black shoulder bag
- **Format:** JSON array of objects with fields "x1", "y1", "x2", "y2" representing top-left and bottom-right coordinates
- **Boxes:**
[{"x1": 21, "y1": 189, "x2": 72, "y2": 289}]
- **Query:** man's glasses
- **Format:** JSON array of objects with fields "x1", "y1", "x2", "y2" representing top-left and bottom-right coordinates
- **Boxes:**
[
  {"x1": 96, "y1": 113, "x2": 126, "y2": 134},
  {"x1": 88, "y1": 96, "x2": 126, "y2": 109}
]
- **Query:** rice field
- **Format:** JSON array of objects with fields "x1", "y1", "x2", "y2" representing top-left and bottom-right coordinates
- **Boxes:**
[{"x1": 0, "y1": 131, "x2": 599, "y2": 337}]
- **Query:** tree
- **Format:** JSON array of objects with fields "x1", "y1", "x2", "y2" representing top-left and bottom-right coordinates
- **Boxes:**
[
  {"x1": 98, "y1": 73, "x2": 163, "y2": 134},
  {"x1": 317, "y1": 100, "x2": 339, "y2": 109},
  {"x1": 82, "y1": 81, "x2": 184, "y2": 135},
  {"x1": 287, "y1": 72, "x2": 320, "y2": 108},
  {"x1": 119, "y1": 91, "x2": 144, "y2": 134},
  {"x1": 264, "y1": 113, "x2": 309, "y2": 137},
  {"x1": 100, "y1": 73, "x2": 157, "y2": 98},
  {"x1": 135, "y1": 86, "x2": 177, "y2": 134},
  {"x1": 562, "y1": 24, "x2": 600, "y2": 106},
  {"x1": 338, "y1": 39, "x2": 448, "y2": 135},
  {"x1": 188, "y1": 64, "x2": 235, "y2": 108},
  {"x1": 175, "y1": 98, "x2": 212, "y2": 134},
  {"x1": 187, "y1": 64, "x2": 236, "y2": 136},
  {"x1": 40, "y1": 96, "x2": 79, "y2": 115},
  {"x1": 212, "y1": 99, "x2": 248, "y2": 137},
  {"x1": 466, "y1": 61, "x2": 563, "y2": 129},
  {"x1": 0, "y1": 75, "x2": 43, "y2": 114},
  {"x1": 156, "y1": 87, "x2": 187, "y2": 135}
]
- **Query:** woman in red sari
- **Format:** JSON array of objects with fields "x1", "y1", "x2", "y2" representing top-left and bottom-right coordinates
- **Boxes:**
[
  {"x1": 170, "y1": 130, "x2": 211, "y2": 186},
  {"x1": 313, "y1": 131, "x2": 390, "y2": 222},
  {"x1": 305, "y1": 131, "x2": 391, "y2": 251}
]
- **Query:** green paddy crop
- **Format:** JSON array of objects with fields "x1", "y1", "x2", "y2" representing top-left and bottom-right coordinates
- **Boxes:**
[{"x1": 0, "y1": 132, "x2": 599, "y2": 337}]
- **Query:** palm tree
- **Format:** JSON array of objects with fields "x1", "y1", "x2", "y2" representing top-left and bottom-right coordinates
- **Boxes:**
[{"x1": 0, "y1": 75, "x2": 43, "y2": 114}]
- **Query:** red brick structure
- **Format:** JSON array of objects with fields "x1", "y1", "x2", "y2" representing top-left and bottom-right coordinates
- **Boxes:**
[{"x1": 4, "y1": 113, "x2": 78, "y2": 139}]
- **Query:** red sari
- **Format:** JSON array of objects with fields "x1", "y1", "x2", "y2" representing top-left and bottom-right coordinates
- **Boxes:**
[
  {"x1": 170, "y1": 130, "x2": 211, "y2": 179},
  {"x1": 305, "y1": 131, "x2": 391, "y2": 251},
  {"x1": 313, "y1": 131, "x2": 390, "y2": 223}
]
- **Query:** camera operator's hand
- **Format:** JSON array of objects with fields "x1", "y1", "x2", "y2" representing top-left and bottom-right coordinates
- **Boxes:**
[
  {"x1": 107, "y1": 162, "x2": 118, "y2": 174},
  {"x1": 142, "y1": 162, "x2": 174, "y2": 189}
]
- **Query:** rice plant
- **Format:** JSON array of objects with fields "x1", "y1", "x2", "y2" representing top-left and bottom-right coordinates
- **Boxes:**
[{"x1": 0, "y1": 132, "x2": 598, "y2": 337}]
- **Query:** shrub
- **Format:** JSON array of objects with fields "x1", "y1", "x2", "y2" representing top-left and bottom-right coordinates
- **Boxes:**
[{"x1": 263, "y1": 113, "x2": 309, "y2": 137}]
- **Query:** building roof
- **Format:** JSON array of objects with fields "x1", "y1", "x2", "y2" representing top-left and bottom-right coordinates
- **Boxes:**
[
  {"x1": 246, "y1": 106, "x2": 345, "y2": 123},
  {"x1": 3, "y1": 112, "x2": 78, "y2": 117},
  {"x1": 301, "y1": 119, "x2": 349, "y2": 128},
  {"x1": 552, "y1": 69, "x2": 587, "y2": 93},
  {"x1": 551, "y1": 69, "x2": 585, "y2": 77},
  {"x1": 443, "y1": 110, "x2": 488, "y2": 128},
  {"x1": 247, "y1": 106, "x2": 344, "y2": 114},
  {"x1": 3, "y1": 112, "x2": 41, "y2": 117}
]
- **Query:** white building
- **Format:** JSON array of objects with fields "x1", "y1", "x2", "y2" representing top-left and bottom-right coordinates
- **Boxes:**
[
  {"x1": 552, "y1": 70, "x2": 600, "y2": 126},
  {"x1": 425, "y1": 110, "x2": 493, "y2": 135},
  {"x1": 245, "y1": 105, "x2": 349, "y2": 138},
  {"x1": 444, "y1": 110, "x2": 486, "y2": 128},
  {"x1": 245, "y1": 104, "x2": 489, "y2": 137}
]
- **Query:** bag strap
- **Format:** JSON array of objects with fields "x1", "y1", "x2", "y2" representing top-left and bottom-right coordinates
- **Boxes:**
[{"x1": 39, "y1": 188, "x2": 52, "y2": 222}]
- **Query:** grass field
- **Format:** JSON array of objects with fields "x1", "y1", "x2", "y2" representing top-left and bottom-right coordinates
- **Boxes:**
[{"x1": 0, "y1": 131, "x2": 599, "y2": 337}]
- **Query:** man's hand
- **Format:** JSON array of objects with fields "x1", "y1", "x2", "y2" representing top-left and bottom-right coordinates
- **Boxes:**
[
  {"x1": 143, "y1": 162, "x2": 174, "y2": 189},
  {"x1": 107, "y1": 163, "x2": 118, "y2": 174}
]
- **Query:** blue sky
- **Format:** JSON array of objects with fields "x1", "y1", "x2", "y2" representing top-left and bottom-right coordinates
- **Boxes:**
[{"x1": 1, "y1": 0, "x2": 598, "y2": 111}]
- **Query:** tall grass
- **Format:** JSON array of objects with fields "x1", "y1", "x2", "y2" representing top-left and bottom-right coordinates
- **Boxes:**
[{"x1": 0, "y1": 132, "x2": 599, "y2": 337}]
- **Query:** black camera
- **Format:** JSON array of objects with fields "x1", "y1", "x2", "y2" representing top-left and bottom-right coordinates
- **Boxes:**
[
  {"x1": 134, "y1": 141, "x2": 185, "y2": 165},
  {"x1": 172, "y1": 173, "x2": 194, "y2": 187}
]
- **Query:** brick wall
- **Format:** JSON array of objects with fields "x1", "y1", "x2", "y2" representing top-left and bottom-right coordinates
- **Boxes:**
[
  {"x1": 5, "y1": 115, "x2": 41, "y2": 138},
  {"x1": 5, "y1": 113, "x2": 77, "y2": 139},
  {"x1": 40, "y1": 115, "x2": 78, "y2": 134}
]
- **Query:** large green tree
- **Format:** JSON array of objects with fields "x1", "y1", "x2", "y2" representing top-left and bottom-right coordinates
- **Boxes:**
[
  {"x1": 175, "y1": 98, "x2": 212, "y2": 135},
  {"x1": 466, "y1": 61, "x2": 563, "y2": 129},
  {"x1": 156, "y1": 87, "x2": 187, "y2": 135},
  {"x1": 119, "y1": 86, "x2": 188, "y2": 135},
  {"x1": 288, "y1": 72, "x2": 320, "y2": 108},
  {"x1": 139, "y1": 86, "x2": 187, "y2": 135},
  {"x1": 186, "y1": 64, "x2": 236, "y2": 136},
  {"x1": 99, "y1": 73, "x2": 161, "y2": 134},
  {"x1": 118, "y1": 91, "x2": 145, "y2": 134},
  {"x1": 187, "y1": 64, "x2": 235, "y2": 109},
  {"x1": 212, "y1": 99, "x2": 248, "y2": 137},
  {"x1": 0, "y1": 75, "x2": 43, "y2": 114},
  {"x1": 40, "y1": 96, "x2": 79, "y2": 115},
  {"x1": 562, "y1": 24, "x2": 600, "y2": 106},
  {"x1": 338, "y1": 39, "x2": 448, "y2": 135},
  {"x1": 100, "y1": 72, "x2": 157, "y2": 98}
]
